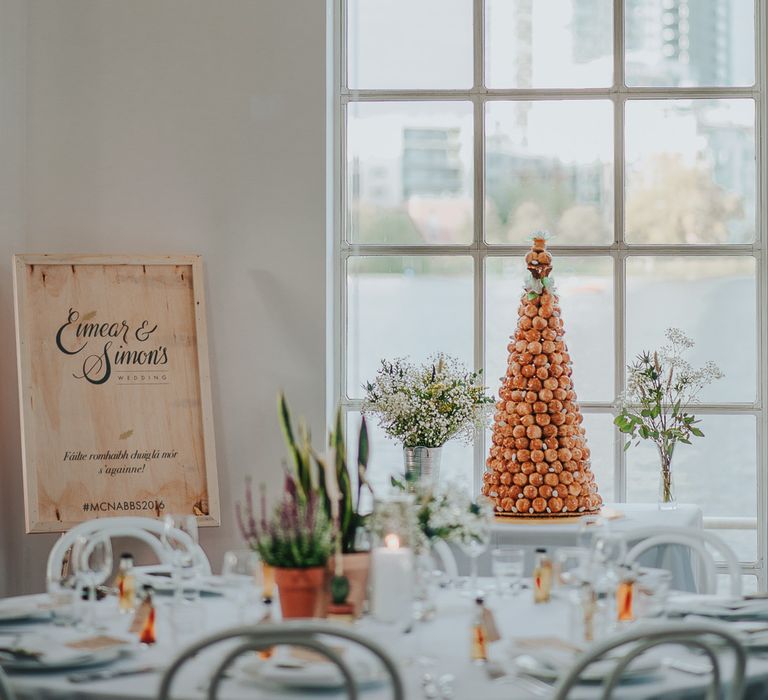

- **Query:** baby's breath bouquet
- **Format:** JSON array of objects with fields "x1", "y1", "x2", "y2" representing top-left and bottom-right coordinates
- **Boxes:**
[
  {"x1": 615, "y1": 328, "x2": 723, "y2": 507},
  {"x1": 362, "y1": 354, "x2": 493, "y2": 449},
  {"x1": 388, "y1": 477, "x2": 490, "y2": 547}
]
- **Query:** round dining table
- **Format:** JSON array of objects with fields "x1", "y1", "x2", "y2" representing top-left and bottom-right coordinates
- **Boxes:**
[{"x1": 2, "y1": 583, "x2": 768, "y2": 700}]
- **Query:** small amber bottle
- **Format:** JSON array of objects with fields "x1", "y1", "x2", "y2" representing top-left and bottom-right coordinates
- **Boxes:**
[
  {"x1": 116, "y1": 553, "x2": 136, "y2": 613},
  {"x1": 138, "y1": 585, "x2": 156, "y2": 645},
  {"x1": 533, "y1": 548, "x2": 553, "y2": 604},
  {"x1": 616, "y1": 565, "x2": 635, "y2": 622},
  {"x1": 471, "y1": 597, "x2": 488, "y2": 663}
]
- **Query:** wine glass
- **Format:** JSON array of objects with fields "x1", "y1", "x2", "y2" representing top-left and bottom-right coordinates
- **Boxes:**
[
  {"x1": 221, "y1": 550, "x2": 262, "y2": 619},
  {"x1": 554, "y1": 547, "x2": 590, "y2": 590},
  {"x1": 592, "y1": 530, "x2": 627, "y2": 571},
  {"x1": 458, "y1": 500, "x2": 493, "y2": 597},
  {"x1": 71, "y1": 535, "x2": 113, "y2": 628},
  {"x1": 162, "y1": 514, "x2": 201, "y2": 602},
  {"x1": 491, "y1": 546, "x2": 524, "y2": 597}
]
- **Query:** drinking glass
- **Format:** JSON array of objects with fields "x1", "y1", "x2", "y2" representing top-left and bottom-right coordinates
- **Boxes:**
[
  {"x1": 636, "y1": 568, "x2": 673, "y2": 619},
  {"x1": 71, "y1": 535, "x2": 113, "y2": 628},
  {"x1": 221, "y1": 550, "x2": 262, "y2": 618},
  {"x1": 491, "y1": 547, "x2": 524, "y2": 597},
  {"x1": 577, "y1": 515, "x2": 606, "y2": 552},
  {"x1": 458, "y1": 501, "x2": 493, "y2": 597},
  {"x1": 47, "y1": 564, "x2": 79, "y2": 627},
  {"x1": 554, "y1": 547, "x2": 590, "y2": 589},
  {"x1": 162, "y1": 514, "x2": 201, "y2": 602},
  {"x1": 592, "y1": 530, "x2": 627, "y2": 573}
]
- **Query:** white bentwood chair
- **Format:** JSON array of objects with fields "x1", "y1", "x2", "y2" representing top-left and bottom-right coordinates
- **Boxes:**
[
  {"x1": 552, "y1": 621, "x2": 747, "y2": 700},
  {"x1": 46, "y1": 516, "x2": 211, "y2": 587},
  {"x1": 624, "y1": 526, "x2": 742, "y2": 597},
  {"x1": 0, "y1": 667, "x2": 14, "y2": 700},
  {"x1": 157, "y1": 622, "x2": 405, "y2": 700}
]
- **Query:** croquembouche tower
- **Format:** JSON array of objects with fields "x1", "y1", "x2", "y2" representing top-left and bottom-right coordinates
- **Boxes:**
[{"x1": 482, "y1": 233, "x2": 602, "y2": 517}]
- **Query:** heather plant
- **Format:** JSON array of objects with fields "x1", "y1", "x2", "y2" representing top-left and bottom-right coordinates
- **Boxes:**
[{"x1": 236, "y1": 474, "x2": 333, "y2": 569}]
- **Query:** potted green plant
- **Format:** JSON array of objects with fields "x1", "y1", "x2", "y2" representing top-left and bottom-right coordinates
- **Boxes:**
[
  {"x1": 237, "y1": 474, "x2": 332, "y2": 618},
  {"x1": 278, "y1": 394, "x2": 373, "y2": 616}
]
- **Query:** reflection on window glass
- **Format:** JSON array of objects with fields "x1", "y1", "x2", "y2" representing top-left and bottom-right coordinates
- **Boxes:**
[
  {"x1": 347, "y1": 256, "x2": 473, "y2": 399},
  {"x1": 486, "y1": 257, "x2": 614, "y2": 402},
  {"x1": 625, "y1": 0, "x2": 755, "y2": 88},
  {"x1": 485, "y1": 101, "x2": 613, "y2": 244},
  {"x1": 626, "y1": 256, "x2": 756, "y2": 403},
  {"x1": 486, "y1": 0, "x2": 613, "y2": 88},
  {"x1": 347, "y1": 102, "x2": 473, "y2": 245},
  {"x1": 625, "y1": 99, "x2": 755, "y2": 244},
  {"x1": 626, "y1": 414, "x2": 757, "y2": 560},
  {"x1": 348, "y1": 0, "x2": 473, "y2": 89}
]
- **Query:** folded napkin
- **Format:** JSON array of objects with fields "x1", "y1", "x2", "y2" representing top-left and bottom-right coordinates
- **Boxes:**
[{"x1": 668, "y1": 595, "x2": 768, "y2": 621}]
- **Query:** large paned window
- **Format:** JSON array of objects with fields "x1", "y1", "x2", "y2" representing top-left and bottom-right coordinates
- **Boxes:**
[{"x1": 333, "y1": 0, "x2": 767, "y2": 587}]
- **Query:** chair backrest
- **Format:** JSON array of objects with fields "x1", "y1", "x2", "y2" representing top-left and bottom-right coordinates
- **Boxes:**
[
  {"x1": 46, "y1": 516, "x2": 211, "y2": 587},
  {"x1": 157, "y1": 622, "x2": 405, "y2": 700},
  {"x1": 624, "y1": 526, "x2": 741, "y2": 596},
  {"x1": 552, "y1": 621, "x2": 746, "y2": 700},
  {"x1": 0, "y1": 666, "x2": 14, "y2": 700}
]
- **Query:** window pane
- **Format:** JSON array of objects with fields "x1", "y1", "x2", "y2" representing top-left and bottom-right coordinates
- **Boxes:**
[
  {"x1": 626, "y1": 415, "x2": 757, "y2": 531},
  {"x1": 485, "y1": 101, "x2": 613, "y2": 244},
  {"x1": 486, "y1": 0, "x2": 613, "y2": 88},
  {"x1": 348, "y1": 0, "x2": 472, "y2": 89},
  {"x1": 347, "y1": 102, "x2": 473, "y2": 244},
  {"x1": 626, "y1": 256, "x2": 756, "y2": 403},
  {"x1": 581, "y1": 412, "x2": 616, "y2": 503},
  {"x1": 347, "y1": 412, "x2": 474, "y2": 504},
  {"x1": 347, "y1": 256, "x2": 473, "y2": 399},
  {"x1": 625, "y1": 99, "x2": 756, "y2": 244},
  {"x1": 486, "y1": 256, "x2": 614, "y2": 402},
  {"x1": 625, "y1": 0, "x2": 755, "y2": 87},
  {"x1": 713, "y1": 529, "x2": 757, "y2": 563}
]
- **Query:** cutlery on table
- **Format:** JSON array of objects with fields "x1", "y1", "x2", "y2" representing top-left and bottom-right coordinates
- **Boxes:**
[
  {"x1": 68, "y1": 665, "x2": 163, "y2": 683},
  {"x1": 485, "y1": 660, "x2": 553, "y2": 696},
  {"x1": 663, "y1": 658, "x2": 712, "y2": 676}
]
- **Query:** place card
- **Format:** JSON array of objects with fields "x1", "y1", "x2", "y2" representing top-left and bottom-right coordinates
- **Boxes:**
[
  {"x1": 129, "y1": 599, "x2": 152, "y2": 635},
  {"x1": 482, "y1": 608, "x2": 501, "y2": 643},
  {"x1": 66, "y1": 635, "x2": 127, "y2": 651}
]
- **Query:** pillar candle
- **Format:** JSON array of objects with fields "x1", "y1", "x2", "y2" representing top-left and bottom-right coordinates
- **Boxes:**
[{"x1": 370, "y1": 534, "x2": 414, "y2": 623}]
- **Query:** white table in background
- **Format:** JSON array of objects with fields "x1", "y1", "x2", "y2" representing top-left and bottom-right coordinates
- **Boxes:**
[
  {"x1": 450, "y1": 503, "x2": 704, "y2": 591},
  {"x1": 3, "y1": 582, "x2": 767, "y2": 700}
]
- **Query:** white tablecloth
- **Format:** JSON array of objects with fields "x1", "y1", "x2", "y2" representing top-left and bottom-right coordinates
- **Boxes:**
[
  {"x1": 4, "y1": 583, "x2": 768, "y2": 700},
  {"x1": 451, "y1": 503, "x2": 704, "y2": 591}
]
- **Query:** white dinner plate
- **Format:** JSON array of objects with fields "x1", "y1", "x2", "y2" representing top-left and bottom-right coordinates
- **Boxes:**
[
  {"x1": 135, "y1": 573, "x2": 223, "y2": 597},
  {"x1": 0, "y1": 605, "x2": 51, "y2": 624},
  {"x1": 0, "y1": 645, "x2": 127, "y2": 672},
  {"x1": 513, "y1": 653, "x2": 661, "y2": 684},
  {"x1": 238, "y1": 652, "x2": 387, "y2": 691}
]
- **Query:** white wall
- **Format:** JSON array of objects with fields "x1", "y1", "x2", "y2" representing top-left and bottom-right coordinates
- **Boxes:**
[{"x1": 0, "y1": 0, "x2": 328, "y2": 595}]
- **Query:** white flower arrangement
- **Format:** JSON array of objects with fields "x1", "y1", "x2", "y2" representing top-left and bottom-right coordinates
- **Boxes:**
[
  {"x1": 362, "y1": 354, "x2": 493, "y2": 449},
  {"x1": 391, "y1": 477, "x2": 491, "y2": 547}
]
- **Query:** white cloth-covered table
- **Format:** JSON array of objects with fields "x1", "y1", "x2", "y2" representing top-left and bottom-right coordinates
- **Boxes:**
[
  {"x1": 4, "y1": 583, "x2": 768, "y2": 700},
  {"x1": 451, "y1": 503, "x2": 704, "y2": 591}
]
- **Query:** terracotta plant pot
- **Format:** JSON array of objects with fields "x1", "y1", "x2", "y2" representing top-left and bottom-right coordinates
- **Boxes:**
[
  {"x1": 341, "y1": 552, "x2": 371, "y2": 617},
  {"x1": 274, "y1": 566, "x2": 326, "y2": 619}
]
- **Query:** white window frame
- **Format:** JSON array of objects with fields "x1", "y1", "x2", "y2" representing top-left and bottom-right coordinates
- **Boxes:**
[{"x1": 330, "y1": 0, "x2": 768, "y2": 587}]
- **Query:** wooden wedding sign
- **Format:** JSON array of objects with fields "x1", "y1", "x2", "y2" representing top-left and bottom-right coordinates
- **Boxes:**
[{"x1": 13, "y1": 254, "x2": 220, "y2": 533}]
